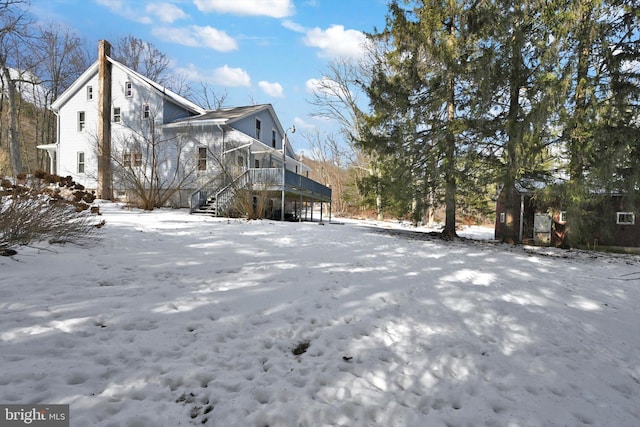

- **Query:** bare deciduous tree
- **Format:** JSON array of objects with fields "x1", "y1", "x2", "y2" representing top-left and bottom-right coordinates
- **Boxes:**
[
  {"x1": 193, "y1": 82, "x2": 228, "y2": 110},
  {"x1": 30, "y1": 23, "x2": 88, "y2": 168},
  {"x1": 306, "y1": 57, "x2": 381, "y2": 218},
  {"x1": 109, "y1": 104, "x2": 200, "y2": 210},
  {"x1": 0, "y1": 0, "x2": 32, "y2": 174},
  {"x1": 112, "y1": 35, "x2": 170, "y2": 84}
]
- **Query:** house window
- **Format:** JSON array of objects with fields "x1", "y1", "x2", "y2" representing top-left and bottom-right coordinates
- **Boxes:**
[
  {"x1": 124, "y1": 152, "x2": 142, "y2": 167},
  {"x1": 254, "y1": 159, "x2": 260, "y2": 168},
  {"x1": 125, "y1": 81, "x2": 132, "y2": 97},
  {"x1": 123, "y1": 152, "x2": 142, "y2": 167},
  {"x1": 198, "y1": 147, "x2": 207, "y2": 171},
  {"x1": 255, "y1": 119, "x2": 261, "y2": 140},
  {"x1": 237, "y1": 155, "x2": 245, "y2": 168},
  {"x1": 143, "y1": 104, "x2": 150, "y2": 119},
  {"x1": 86, "y1": 86, "x2": 93, "y2": 100},
  {"x1": 113, "y1": 107, "x2": 121, "y2": 123},
  {"x1": 499, "y1": 212, "x2": 506, "y2": 223},
  {"x1": 272, "y1": 130, "x2": 276, "y2": 148},
  {"x1": 559, "y1": 211, "x2": 567, "y2": 223},
  {"x1": 77, "y1": 152, "x2": 85, "y2": 174},
  {"x1": 77, "y1": 111, "x2": 85, "y2": 131},
  {"x1": 617, "y1": 212, "x2": 635, "y2": 225}
]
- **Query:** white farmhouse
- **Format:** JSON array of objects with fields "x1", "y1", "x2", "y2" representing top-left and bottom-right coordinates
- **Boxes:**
[{"x1": 38, "y1": 40, "x2": 331, "y2": 220}]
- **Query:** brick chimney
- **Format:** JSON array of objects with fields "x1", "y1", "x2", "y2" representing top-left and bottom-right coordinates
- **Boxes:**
[{"x1": 97, "y1": 40, "x2": 112, "y2": 200}]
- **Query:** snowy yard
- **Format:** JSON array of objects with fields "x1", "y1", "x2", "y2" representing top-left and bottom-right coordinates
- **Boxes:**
[{"x1": 1, "y1": 203, "x2": 639, "y2": 427}]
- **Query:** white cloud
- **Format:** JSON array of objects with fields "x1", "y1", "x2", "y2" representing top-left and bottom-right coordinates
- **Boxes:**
[
  {"x1": 151, "y1": 26, "x2": 238, "y2": 52},
  {"x1": 305, "y1": 77, "x2": 350, "y2": 99},
  {"x1": 212, "y1": 65, "x2": 251, "y2": 87},
  {"x1": 281, "y1": 19, "x2": 305, "y2": 33},
  {"x1": 258, "y1": 81, "x2": 284, "y2": 98},
  {"x1": 192, "y1": 26, "x2": 239, "y2": 50},
  {"x1": 176, "y1": 64, "x2": 251, "y2": 87},
  {"x1": 194, "y1": 0, "x2": 294, "y2": 18},
  {"x1": 96, "y1": 0, "x2": 152, "y2": 24},
  {"x1": 146, "y1": 3, "x2": 188, "y2": 23},
  {"x1": 293, "y1": 116, "x2": 316, "y2": 130},
  {"x1": 303, "y1": 25, "x2": 367, "y2": 59}
]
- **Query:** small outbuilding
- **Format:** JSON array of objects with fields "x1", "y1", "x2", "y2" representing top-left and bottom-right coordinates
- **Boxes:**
[{"x1": 495, "y1": 182, "x2": 640, "y2": 249}]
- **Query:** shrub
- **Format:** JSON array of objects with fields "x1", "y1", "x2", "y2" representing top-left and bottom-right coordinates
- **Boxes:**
[{"x1": 0, "y1": 179, "x2": 102, "y2": 251}]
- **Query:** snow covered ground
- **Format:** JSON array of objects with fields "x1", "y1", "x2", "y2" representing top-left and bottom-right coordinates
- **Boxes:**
[{"x1": 1, "y1": 203, "x2": 639, "y2": 427}]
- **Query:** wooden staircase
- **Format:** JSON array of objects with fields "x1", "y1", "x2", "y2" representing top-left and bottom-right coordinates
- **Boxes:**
[{"x1": 190, "y1": 170, "x2": 250, "y2": 217}]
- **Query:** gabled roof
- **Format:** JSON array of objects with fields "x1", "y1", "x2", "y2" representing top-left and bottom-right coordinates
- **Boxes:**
[
  {"x1": 192, "y1": 105, "x2": 272, "y2": 123},
  {"x1": 166, "y1": 103, "x2": 300, "y2": 162},
  {"x1": 50, "y1": 61, "x2": 98, "y2": 111},
  {"x1": 50, "y1": 57, "x2": 205, "y2": 115},
  {"x1": 168, "y1": 104, "x2": 284, "y2": 132}
]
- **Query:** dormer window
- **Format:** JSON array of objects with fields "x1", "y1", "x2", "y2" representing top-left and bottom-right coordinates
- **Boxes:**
[
  {"x1": 125, "y1": 81, "x2": 133, "y2": 97},
  {"x1": 86, "y1": 86, "x2": 93, "y2": 100}
]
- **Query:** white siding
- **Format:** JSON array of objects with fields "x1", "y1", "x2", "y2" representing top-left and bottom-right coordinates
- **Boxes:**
[
  {"x1": 56, "y1": 66, "x2": 169, "y2": 191},
  {"x1": 57, "y1": 74, "x2": 99, "y2": 189}
]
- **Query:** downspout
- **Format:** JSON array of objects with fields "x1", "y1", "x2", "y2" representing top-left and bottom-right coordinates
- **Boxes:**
[{"x1": 216, "y1": 124, "x2": 224, "y2": 159}]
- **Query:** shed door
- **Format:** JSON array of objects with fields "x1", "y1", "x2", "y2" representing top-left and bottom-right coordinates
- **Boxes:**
[{"x1": 534, "y1": 213, "x2": 552, "y2": 246}]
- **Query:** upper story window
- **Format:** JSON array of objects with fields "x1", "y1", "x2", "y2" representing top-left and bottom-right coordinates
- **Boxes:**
[
  {"x1": 86, "y1": 86, "x2": 93, "y2": 100},
  {"x1": 255, "y1": 119, "x2": 261, "y2": 140},
  {"x1": 272, "y1": 130, "x2": 276, "y2": 148},
  {"x1": 617, "y1": 212, "x2": 635, "y2": 225},
  {"x1": 77, "y1": 152, "x2": 85, "y2": 173},
  {"x1": 142, "y1": 104, "x2": 150, "y2": 119},
  {"x1": 198, "y1": 147, "x2": 207, "y2": 171},
  {"x1": 125, "y1": 81, "x2": 133, "y2": 97},
  {"x1": 113, "y1": 107, "x2": 121, "y2": 123},
  {"x1": 124, "y1": 152, "x2": 142, "y2": 167},
  {"x1": 77, "y1": 111, "x2": 85, "y2": 131}
]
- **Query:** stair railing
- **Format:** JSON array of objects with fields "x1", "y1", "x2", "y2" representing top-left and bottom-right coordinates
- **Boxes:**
[
  {"x1": 214, "y1": 170, "x2": 251, "y2": 216},
  {"x1": 189, "y1": 187, "x2": 210, "y2": 213}
]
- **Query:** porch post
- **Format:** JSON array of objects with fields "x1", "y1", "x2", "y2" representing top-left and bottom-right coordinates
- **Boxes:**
[
  {"x1": 281, "y1": 125, "x2": 295, "y2": 221},
  {"x1": 281, "y1": 149, "x2": 285, "y2": 221}
]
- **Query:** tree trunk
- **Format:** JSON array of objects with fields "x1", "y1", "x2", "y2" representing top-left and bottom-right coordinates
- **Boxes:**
[
  {"x1": 1, "y1": 63, "x2": 23, "y2": 174},
  {"x1": 442, "y1": 69, "x2": 457, "y2": 238},
  {"x1": 502, "y1": 23, "x2": 524, "y2": 244}
]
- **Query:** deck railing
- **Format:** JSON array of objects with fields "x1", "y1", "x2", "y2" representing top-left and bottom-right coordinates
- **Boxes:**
[{"x1": 190, "y1": 168, "x2": 332, "y2": 212}]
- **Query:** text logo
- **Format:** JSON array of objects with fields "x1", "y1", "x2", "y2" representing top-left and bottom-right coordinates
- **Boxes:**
[{"x1": 0, "y1": 405, "x2": 69, "y2": 427}]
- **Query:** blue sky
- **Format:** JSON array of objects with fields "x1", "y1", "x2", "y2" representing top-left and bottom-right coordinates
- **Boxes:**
[{"x1": 32, "y1": 0, "x2": 389, "y2": 153}]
